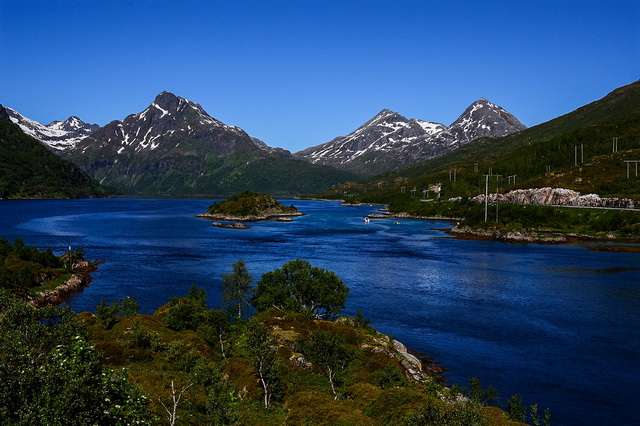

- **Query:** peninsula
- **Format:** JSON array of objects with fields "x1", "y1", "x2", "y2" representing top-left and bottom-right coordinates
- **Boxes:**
[{"x1": 197, "y1": 191, "x2": 303, "y2": 223}]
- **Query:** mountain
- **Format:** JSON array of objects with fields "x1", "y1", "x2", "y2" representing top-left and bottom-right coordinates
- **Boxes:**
[
  {"x1": 321, "y1": 80, "x2": 640, "y2": 203},
  {"x1": 5, "y1": 107, "x2": 99, "y2": 152},
  {"x1": 401, "y1": 98, "x2": 526, "y2": 161},
  {"x1": 0, "y1": 105, "x2": 109, "y2": 199},
  {"x1": 295, "y1": 109, "x2": 445, "y2": 176},
  {"x1": 295, "y1": 99, "x2": 525, "y2": 177},
  {"x1": 64, "y1": 91, "x2": 356, "y2": 195}
]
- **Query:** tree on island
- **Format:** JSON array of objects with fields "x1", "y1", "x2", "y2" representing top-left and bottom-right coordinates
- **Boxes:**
[
  {"x1": 221, "y1": 259, "x2": 253, "y2": 320},
  {"x1": 252, "y1": 259, "x2": 349, "y2": 319}
]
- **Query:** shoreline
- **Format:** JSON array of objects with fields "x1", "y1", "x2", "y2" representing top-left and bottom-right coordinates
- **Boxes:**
[
  {"x1": 29, "y1": 260, "x2": 99, "y2": 307},
  {"x1": 356, "y1": 205, "x2": 640, "y2": 247},
  {"x1": 196, "y1": 211, "x2": 304, "y2": 222},
  {"x1": 449, "y1": 225, "x2": 640, "y2": 247}
]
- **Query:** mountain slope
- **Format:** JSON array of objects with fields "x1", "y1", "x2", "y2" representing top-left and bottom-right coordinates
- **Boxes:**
[
  {"x1": 0, "y1": 106, "x2": 109, "y2": 199},
  {"x1": 295, "y1": 99, "x2": 525, "y2": 177},
  {"x1": 5, "y1": 108, "x2": 99, "y2": 152},
  {"x1": 65, "y1": 92, "x2": 356, "y2": 195}
]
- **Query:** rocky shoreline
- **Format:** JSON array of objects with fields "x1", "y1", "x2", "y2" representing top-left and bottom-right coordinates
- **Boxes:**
[
  {"x1": 211, "y1": 221, "x2": 250, "y2": 229},
  {"x1": 449, "y1": 225, "x2": 640, "y2": 245},
  {"x1": 29, "y1": 259, "x2": 97, "y2": 307},
  {"x1": 30, "y1": 274, "x2": 90, "y2": 307},
  {"x1": 450, "y1": 225, "x2": 569, "y2": 243},
  {"x1": 197, "y1": 210, "x2": 304, "y2": 222},
  {"x1": 366, "y1": 211, "x2": 461, "y2": 221}
]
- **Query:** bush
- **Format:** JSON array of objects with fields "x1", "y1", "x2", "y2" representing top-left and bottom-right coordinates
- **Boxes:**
[
  {"x1": 375, "y1": 364, "x2": 406, "y2": 389},
  {"x1": 404, "y1": 398, "x2": 487, "y2": 426}
]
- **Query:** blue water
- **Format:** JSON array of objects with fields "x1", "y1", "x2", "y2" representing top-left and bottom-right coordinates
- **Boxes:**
[{"x1": 1, "y1": 198, "x2": 639, "y2": 425}]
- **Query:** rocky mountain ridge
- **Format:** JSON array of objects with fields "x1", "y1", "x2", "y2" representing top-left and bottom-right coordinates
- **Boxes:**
[
  {"x1": 5, "y1": 107, "x2": 99, "y2": 152},
  {"x1": 54, "y1": 91, "x2": 356, "y2": 195},
  {"x1": 295, "y1": 98, "x2": 526, "y2": 176}
]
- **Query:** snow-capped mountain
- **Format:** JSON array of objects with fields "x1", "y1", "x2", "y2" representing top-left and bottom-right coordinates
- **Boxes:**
[
  {"x1": 71, "y1": 91, "x2": 258, "y2": 158},
  {"x1": 64, "y1": 91, "x2": 353, "y2": 195},
  {"x1": 296, "y1": 109, "x2": 445, "y2": 167},
  {"x1": 400, "y1": 98, "x2": 527, "y2": 162},
  {"x1": 295, "y1": 99, "x2": 525, "y2": 176},
  {"x1": 5, "y1": 108, "x2": 99, "y2": 152}
]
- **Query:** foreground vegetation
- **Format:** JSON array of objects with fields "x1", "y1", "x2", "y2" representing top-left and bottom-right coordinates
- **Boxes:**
[{"x1": 0, "y1": 257, "x2": 551, "y2": 425}]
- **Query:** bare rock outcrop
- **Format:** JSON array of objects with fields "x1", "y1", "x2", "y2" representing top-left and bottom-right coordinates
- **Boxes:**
[
  {"x1": 30, "y1": 274, "x2": 88, "y2": 307},
  {"x1": 473, "y1": 187, "x2": 638, "y2": 209}
]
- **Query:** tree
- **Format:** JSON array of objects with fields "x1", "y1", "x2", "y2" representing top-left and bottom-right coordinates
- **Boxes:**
[
  {"x1": 198, "y1": 308, "x2": 231, "y2": 358},
  {"x1": 206, "y1": 376, "x2": 239, "y2": 425},
  {"x1": 507, "y1": 394, "x2": 526, "y2": 422},
  {"x1": 221, "y1": 259, "x2": 253, "y2": 319},
  {"x1": 299, "y1": 330, "x2": 355, "y2": 399},
  {"x1": 0, "y1": 291, "x2": 152, "y2": 424},
  {"x1": 244, "y1": 319, "x2": 281, "y2": 408},
  {"x1": 96, "y1": 298, "x2": 120, "y2": 329},
  {"x1": 119, "y1": 296, "x2": 140, "y2": 317},
  {"x1": 467, "y1": 377, "x2": 499, "y2": 406},
  {"x1": 158, "y1": 380, "x2": 193, "y2": 426},
  {"x1": 253, "y1": 259, "x2": 349, "y2": 319},
  {"x1": 164, "y1": 286, "x2": 207, "y2": 331}
]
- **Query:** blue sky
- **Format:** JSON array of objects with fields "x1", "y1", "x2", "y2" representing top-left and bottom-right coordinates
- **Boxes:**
[{"x1": 1, "y1": 0, "x2": 638, "y2": 152}]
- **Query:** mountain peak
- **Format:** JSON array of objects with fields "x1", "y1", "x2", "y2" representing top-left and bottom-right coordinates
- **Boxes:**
[{"x1": 153, "y1": 91, "x2": 180, "y2": 109}]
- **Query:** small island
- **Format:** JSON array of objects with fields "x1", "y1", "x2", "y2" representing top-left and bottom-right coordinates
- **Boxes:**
[{"x1": 197, "y1": 191, "x2": 303, "y2": 226}]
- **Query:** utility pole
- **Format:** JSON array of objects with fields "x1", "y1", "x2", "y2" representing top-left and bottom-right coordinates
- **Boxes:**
[
  {"x1": 483, "y1": 174, "x2": 489, "y2": 222},
  {"x1": 494, "y1": 175, "x2": 502, "y2": 223},
  {"x1": 625, "y1": 160, "x2": 640, "y2": 178},
  {"x1": 575, "y1": 145, "x2": 578, "y2": 166},
  {"x1": 474, "y1": 162, "x2": 479, "y2": 172},
  {"x1": 581, "y1": 144, "x2": 584, "y2": 163},
  {"x1": 613, "y1": 137, "x2": 618, "y2": 152}
]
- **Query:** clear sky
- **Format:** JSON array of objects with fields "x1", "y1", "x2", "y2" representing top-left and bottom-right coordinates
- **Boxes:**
[{"x1": 1, "y1": 0, "x2": 638, "y2": 152}]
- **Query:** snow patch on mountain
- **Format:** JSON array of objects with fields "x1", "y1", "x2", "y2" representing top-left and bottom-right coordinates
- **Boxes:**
[
  {"x1": 295, "y1": 99, "x2": 525, "y2": 175},
  {"x1": 5, "y1": 108, "x2": 99, "y2": 152}
]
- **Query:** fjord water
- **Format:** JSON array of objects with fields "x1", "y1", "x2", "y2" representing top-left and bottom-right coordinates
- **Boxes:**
[{"x1": 1, "y1": 198, "x2": 638, "y2": 425}]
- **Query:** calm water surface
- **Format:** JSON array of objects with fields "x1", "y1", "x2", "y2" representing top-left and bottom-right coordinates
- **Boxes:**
[{"x1": 1, "y1": 198, "x2": 639, "y2": 425}]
